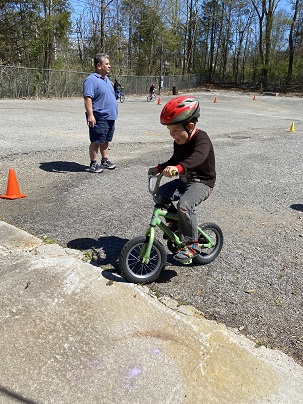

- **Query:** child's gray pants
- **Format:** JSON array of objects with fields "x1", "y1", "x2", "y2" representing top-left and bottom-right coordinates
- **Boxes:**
[{"x1": 155, "y1": 178, "x2": 212, "y2": 244}]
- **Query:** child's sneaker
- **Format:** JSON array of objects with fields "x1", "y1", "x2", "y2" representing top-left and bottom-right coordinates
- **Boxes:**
[
  {"x1": 174, "y1": 243, "x2": 199, "y2": 265},
  {"x1": 89, "y1": 162, "x2": 103, "y2": 173},
  {"x1": 100, "y1": 158, "x2": 116, "y2": 169}
]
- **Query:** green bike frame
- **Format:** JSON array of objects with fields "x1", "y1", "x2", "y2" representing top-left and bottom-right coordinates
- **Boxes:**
[{"x1": 140, "y1": 207, "x2": 217, "y2": 264}]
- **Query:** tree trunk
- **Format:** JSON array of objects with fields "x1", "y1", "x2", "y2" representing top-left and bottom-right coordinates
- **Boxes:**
[{"x1": 287, "y1": 0, "x2": 299, "y2": 84}]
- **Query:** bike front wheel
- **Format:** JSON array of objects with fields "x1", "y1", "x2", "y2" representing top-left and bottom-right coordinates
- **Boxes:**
[
  {"x1": 193, "y1": 222, "x2": 223, "y2": 265},
  {"x1": 119, "y1": 236, "x2": 167, "y2": 283},
  {"x1": 120, "y1": 94, "x2": 125, "y2": 103}
]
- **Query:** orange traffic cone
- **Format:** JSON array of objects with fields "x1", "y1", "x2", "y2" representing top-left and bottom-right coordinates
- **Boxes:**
[
  {"x1": 253, "y1": 95, "x2": 256, "y2": 100},
  {"x1": 157, "y1": 97, "x2": 161, "y2": 105},
  {"x1": 213, "y1": 97, "x2": 217, "y2": 103},
  {"x1": 0, "y1": 168, "x2": 26, "y2": 200}
]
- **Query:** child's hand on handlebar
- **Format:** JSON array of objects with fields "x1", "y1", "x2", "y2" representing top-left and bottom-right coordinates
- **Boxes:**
[
  {"x1": 163, "y1": 166, "x2": 178, "y2": 177},
  {"x1": 148, "y1": 167, "x2": 159, "y2": 176}
]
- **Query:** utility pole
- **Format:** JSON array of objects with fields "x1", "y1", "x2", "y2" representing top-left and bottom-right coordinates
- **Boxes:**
[{"x1": 159, "y1": 42, "x2": 163, "y2": 95}]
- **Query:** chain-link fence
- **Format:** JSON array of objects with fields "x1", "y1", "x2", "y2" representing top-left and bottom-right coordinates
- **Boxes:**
[
  {"x1": 0, "y1": 66, "x2": 87, "y2": 98},
  {"x1": 0, "y1": 65, "x2": 206, "y2": 99}
]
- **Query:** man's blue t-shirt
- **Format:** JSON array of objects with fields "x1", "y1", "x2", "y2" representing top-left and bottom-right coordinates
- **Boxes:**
[{"x1": 83, "y1": 73, "x2": 118, "y2": 120}]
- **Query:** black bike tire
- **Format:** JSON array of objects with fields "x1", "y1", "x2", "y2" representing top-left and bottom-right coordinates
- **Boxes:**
[
  {"x1": 120, "y1": 94, "x2": 125, "y2": 103},
  {"x1": 193, "y1": 222, "x2": 223, "y2": 265},
  {"x1": 147, "y1": 96, "x2": 151, "y2": 102},
  {"x1": 119, "y1": 236, "x2": 167, "y2": 283}
]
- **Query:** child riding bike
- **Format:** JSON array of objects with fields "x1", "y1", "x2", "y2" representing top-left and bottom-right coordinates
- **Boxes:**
[
  {"x1": 149, "y1": 83, "x2": 156, "y2": 97},
  {"x1": 148, "y1": 96, "x2": 216, "y2": 265}
]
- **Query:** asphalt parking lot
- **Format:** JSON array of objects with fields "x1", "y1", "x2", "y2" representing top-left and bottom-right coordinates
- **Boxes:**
[{"x1": 0, "y1": 91, "x2": 302, "y2": 365}]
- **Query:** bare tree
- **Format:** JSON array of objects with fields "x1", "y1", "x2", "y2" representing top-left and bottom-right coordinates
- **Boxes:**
[
  {"x1": 287, "y1": 0, "x2": 301, "y2": 83},
  {"x1": 232, "y1": 1, "x2": 254, "y2": 83},
  {"x1": 251, "y1": 0, "x2": 280, "y2": 89},
  {"x1": 182, "y1": 0, "x2": 199, "y2": 74}
]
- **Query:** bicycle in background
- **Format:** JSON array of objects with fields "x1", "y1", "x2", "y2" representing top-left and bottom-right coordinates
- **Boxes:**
[
  {"x1": 115, "y1": 87, "x2": 125, "y2": 103},
  {"x1": 147, "y1": 92, "x2": 157, "y2": 102}
]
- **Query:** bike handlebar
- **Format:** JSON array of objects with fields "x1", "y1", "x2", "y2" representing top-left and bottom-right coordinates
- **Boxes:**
[{"x1": 148, "y1": 171, "x2": 178, "y2": 201}]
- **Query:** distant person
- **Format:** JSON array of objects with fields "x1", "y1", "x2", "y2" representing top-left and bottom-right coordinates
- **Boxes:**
[
  {"x1": 149, "y1": 83, "x2": 156, "y2": 97},
  {"x1": 83, "y1": 53, "x2": 118, "y2": 173},
  {"x1": 114, "y1": 79, "x2": 122, "y2": 99}
]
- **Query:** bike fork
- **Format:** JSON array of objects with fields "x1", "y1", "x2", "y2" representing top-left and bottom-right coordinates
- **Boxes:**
[
  {"x1": 140, "y1": 208, "x2": 163, "y2": 263},
  {"x1": 140, "y1": 227, "x2": 156, "y2": 264}
]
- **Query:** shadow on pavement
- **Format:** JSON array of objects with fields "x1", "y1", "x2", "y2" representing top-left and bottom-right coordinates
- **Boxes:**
[
  {"x1": 67, "y1": 235, "x2": 128, "y2": 271},
  {"x1": 290, "y1": 203, "x2": 303, "y2": 212},
  {"x1": 101, "y1": 269, "x2": 128, "y2": 283},
  {"x1": 0, "y1": 385, "x2": 39, "y2": 404},
  {"x1": 155, "y1": 267, "x2": 178, "y2": 283},
  {"x1": 39, "y1": 161, "x2": 88, "y2": 173}
]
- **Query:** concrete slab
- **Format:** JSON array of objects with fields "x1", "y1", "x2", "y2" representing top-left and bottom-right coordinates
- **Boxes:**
[
  {"x1": 0, "y1": 221, "x2": 302, "y2": 403},
  {"x1": 0, "y1": 221, "x2": 42, "y2": 251}
]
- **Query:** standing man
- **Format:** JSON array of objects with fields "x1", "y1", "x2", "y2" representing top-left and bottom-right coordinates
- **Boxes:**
[{"x1": 83, "y1": 53, "x2": 118, "y2": 173}]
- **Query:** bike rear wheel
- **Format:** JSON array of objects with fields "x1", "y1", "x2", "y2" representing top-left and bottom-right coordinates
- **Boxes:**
[
  {"x1": 119, "y1": 236, "x2": 167, "y2": 283},
  {"x1": 193, "y1": 222, "x2": 223, "y2": 265}
]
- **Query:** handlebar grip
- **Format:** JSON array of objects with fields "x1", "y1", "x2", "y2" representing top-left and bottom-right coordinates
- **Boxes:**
[{"x1": 171, "y1": 170, "x2": 178, "y2": 176}]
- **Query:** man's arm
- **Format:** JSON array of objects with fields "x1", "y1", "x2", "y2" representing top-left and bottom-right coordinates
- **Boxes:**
[{"x1": 84, "y1": 96, "x2": 95, "y2": 127}]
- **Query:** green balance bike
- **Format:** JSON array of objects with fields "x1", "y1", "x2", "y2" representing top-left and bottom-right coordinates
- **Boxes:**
[{"x1": 119, "y1": 173, "x2": 223, "y2": 284}]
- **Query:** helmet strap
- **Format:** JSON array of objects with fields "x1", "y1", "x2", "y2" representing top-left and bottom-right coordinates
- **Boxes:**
[{"x1": 183, "y1": 122, "x2": 195, "y2": 139}]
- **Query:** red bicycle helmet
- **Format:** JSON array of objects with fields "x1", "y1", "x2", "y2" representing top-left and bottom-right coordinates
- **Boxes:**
[{"x1": 160, "y1": 96, "x2": 200, "y2": 125}]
